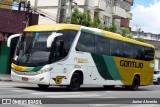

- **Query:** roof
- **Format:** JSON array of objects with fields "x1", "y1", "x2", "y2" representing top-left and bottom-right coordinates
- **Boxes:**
[
  {"x1": 24, "y1": 24, "x2": 81, "y2": 31},
  {"x1": 24, "y1": 24, "x2": 154, "y2": 48}
]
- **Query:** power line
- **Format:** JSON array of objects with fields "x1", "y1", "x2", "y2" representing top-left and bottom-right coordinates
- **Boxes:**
[
  {"x1": 0, "y1": 2, "x2": 58, "y2": 23},
  {"x1": 30, "y1": 6, "x2": 58, "y2": 23}
]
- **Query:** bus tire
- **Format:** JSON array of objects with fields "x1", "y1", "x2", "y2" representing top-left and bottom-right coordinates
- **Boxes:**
[
  {"x1": 157, "y1": 78, "x2": 160, "y2": 85},
  {"x1": 125, "y1": 76, "x2": 140, "y2": 91},
  {"x1": 38, "y1": 84, "x2": 49, "y2": 89},
  {"x1": 67, "y1": 73, "x2": 81, "y2": 91},
  {"x1": 103, "y1": 85, "x2": 115, "y2": 89}
]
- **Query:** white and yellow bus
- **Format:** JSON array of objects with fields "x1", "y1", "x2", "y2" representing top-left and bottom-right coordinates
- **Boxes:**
[{"x1": 7, "y1": 24, "x2": 155, "y2": 91}]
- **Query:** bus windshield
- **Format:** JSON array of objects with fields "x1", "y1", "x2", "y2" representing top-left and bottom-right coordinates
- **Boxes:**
[{"x1": 15, "y1": 30, "x2": 77, "y2": 66}]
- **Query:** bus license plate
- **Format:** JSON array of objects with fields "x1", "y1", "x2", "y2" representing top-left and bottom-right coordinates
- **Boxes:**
[{"x1": 22, "y1": 77, "x2": 28, "y2": 81}]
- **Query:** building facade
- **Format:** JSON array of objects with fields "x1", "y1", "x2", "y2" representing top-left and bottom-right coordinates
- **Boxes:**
[{"x1": 15, "y1": 0, "x2": 133, "y2": 32}]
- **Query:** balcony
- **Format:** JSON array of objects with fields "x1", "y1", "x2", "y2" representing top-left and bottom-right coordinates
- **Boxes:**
[
  {"x1": 126, "y1": 12, "x2": 132, "y2": 20},
  {"x1": 113, "y1": 6, "x2": 127, "y2": 19},
  {"x1": 115, "y1": 0, "x2": 131, "y2": 11},
  {"x1": 93, "y1": 0, "x2": 106, "y2": 11},
  {"x1": 124, "y1": 0, "x2": 134, "y2": 6},
  {"x1": 121, "y1": 18, "x2": 129, "y2": 27}
]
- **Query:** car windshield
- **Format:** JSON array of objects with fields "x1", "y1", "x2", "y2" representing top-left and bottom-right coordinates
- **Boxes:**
[
  {"x1": 15, "y1": 30, "x2": 77, "y2": 66},
  {"x1": 154, "y1": 71, "x2": 160, "y2": 74}
]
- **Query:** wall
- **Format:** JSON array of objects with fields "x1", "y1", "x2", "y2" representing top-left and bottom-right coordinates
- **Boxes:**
[{"x1": 0, "y1": 8, "x2": 39, "y2": 33}]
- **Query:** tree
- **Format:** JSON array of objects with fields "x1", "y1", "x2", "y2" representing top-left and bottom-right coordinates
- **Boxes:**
[
  {"x1": 71, "y1": 8, "x2": 100, "y2": 27},
  {"x1": 122, "y1": 28, "x2": 130, "y2": 37},
  {"x1": 100, "y1": 23, "x2": 117, "y2": 33},
  {"x1": 135, "y1": 37, "x2": 145, "y2": 42},
  {"x1": 71, "y1": 8, "x2": 145, "y2": 42}
]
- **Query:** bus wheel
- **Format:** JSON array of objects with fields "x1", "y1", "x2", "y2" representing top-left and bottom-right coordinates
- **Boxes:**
[
  {"x1": 103, "y1": 85, "x2": 115, "y2": 89},
  {"x1": 38, "y1": 84, "x2": 49, "y2": 89},
  {"x1": 125, "y1": 76, "x2": 140, "y2": 91},
  {"x1": 67, "y1": 73, "x2": 81, "y2": 91},
  {"x1": 157, "y1": 78, "x2": 160, "y2": 85}
]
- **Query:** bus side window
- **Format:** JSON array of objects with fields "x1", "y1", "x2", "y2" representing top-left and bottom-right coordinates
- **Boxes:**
[
  {"x1": 144, "y1": 47, "x2": 154, "y2": 61},
  {"x1": 95, "y1": 35, "x2": 109, "y2": 55},
  {"x1": 134, "y1": 46, "x2": 145, "y2": 60},
  {"x1": 110, "y1": 39, "x2": 123, "y2": 57},
  {"x1": 76, "y1": 32, "x2": 95, "y2": 53},
  {"x1": 123, "y1": 42, "x2": 135, "y2": 58}
]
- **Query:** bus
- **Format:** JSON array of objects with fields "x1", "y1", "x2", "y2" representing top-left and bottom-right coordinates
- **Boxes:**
[{"x1": 7, "y1": 24, "x2": 155, "y2": 91}]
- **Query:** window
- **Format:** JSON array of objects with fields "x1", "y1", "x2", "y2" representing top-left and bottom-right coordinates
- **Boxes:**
[
  {"x1": 49, "y1": 30, "x2": 78, "y2": 63},
  {"x1": 95, "y1": 35, "x2": 110, "y2": 55},
  {"x1": 94, "y1": 11, "x2": 99, "y2": 19},
  {"x1": 123, "y1": 42, "x2": 135, "y2": 58},
  {"x1": 106, "y1": 0, "x2": 112, "y2": 6},
  {"x1": 134, "y1": 45, "x2": 145, "y2": 60},
  {"x1": 56, "y1": 30, "x2": 77, "y2": 51},
  {"x1": 144, "y1": 47, "x2": 154, "y2": 61},
  {"x1": 110, "y1": 39, "x2": 123, "y2": 56},
  {"x1": 103, "y1": 16, "x2": 111, "y2": 26},
  {"x1": 76, "y1": 32, "x2": 95, "y2": 53}
]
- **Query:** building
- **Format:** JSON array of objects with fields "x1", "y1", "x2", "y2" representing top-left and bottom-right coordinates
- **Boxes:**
[
  {"x1": 0, "y1": 0, "x2": 39, "y2": 74},
  {"x1": 88, "y1": 0, "x2": 133, "y2": 32},
  {"x1": 131, "y1": 31, "x2": 160, "y2": 70},
  {"x1": 14, "y1": 0, "x2": 133, "y2": 32}
]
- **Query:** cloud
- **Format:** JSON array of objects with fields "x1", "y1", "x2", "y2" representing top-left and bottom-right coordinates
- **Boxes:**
[{"x1": 130, "y1": 1, "x2": 160, "y2": 34}]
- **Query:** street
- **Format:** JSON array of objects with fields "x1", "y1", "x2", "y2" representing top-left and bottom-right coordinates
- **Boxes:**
[{"x1": 0, "y1": 81, "x2": 160, "y2": 107}]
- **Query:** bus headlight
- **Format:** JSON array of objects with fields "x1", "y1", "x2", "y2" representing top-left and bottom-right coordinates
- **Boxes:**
[{"x1": 37, "y1": 67, "x2": 52, "y2": 74}]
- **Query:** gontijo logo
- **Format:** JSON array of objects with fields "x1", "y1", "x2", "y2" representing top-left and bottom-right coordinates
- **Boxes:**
[{"x1": 120, "y1": 60, "x2": 143, "y2": 68}]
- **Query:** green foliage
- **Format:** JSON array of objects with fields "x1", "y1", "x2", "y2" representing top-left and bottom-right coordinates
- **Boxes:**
[
  {"x1": 101, "y1": 23, "x2": 117, "y2": 33},
  {"x1": 71, "y1": 8, "x2": 83, "y2": 24},
  {"x1": 109, "y1": 23, "x2": 117, "y2": 33},
  {"x1": 126, "y1": 35, "x2": 134, "y2": 39},
  {"x1": 71, "y1": 8, "x2": 100, "y2": 27},
  {"x1": 135, "y1": 37, "x2": 145, "y2": 42},
  {"x1": 101, "y1": 26, "x2": 110, "y2": 31},
  {"x1": 122, "y1": 28, "x2": 130, "y2": 37},
  {"x1": 126, "y1": 35, "x2": 145, "y2": 42}
]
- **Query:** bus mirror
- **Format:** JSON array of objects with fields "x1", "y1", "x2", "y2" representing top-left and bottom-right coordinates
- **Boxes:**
[
  {"x1": 47, "y1": 32, "x2": 63, "y2": 48},
  {"x1": 7, "y1": 34, "x2": 21, "y2": 47}
]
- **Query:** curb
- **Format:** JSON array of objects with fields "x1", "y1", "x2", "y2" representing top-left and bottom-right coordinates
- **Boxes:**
[{"x1": 0, "y1": 79, "x2": 12, "y2": 82}]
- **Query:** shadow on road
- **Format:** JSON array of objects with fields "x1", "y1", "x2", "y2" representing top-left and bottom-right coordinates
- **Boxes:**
[{"x1": 14, "y1": 86, "x2": 152, "y2": 92}]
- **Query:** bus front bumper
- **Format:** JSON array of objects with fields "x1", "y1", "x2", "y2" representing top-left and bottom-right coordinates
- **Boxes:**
[{"x1": 11, "y1": 70, "x2": 50, "y2": 85}]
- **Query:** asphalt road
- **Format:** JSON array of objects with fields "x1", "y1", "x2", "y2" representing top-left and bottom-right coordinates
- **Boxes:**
[{"x1": 0, "y1": 81, "x2": 160, "y2": 107}]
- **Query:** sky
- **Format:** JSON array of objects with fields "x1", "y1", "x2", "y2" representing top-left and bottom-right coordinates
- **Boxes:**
[{"x1": 130, "y1": 0, "x2": 160, "y2": 34}]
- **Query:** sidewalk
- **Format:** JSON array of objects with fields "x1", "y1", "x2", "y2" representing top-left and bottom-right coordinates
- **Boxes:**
[{"x1": 0, "y1": 74, "x2": 12, "y2": 81}]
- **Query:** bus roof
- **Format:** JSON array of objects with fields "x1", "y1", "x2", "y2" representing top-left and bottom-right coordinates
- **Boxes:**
[
  {"x1": 101, "y1": 30, "x2": 154, "y2": 48},
  {"x1": 24, "y1": 24, "x2": 154, "y2": 48},
  {"x1": 24, "y1": 24, "x2": 81, "y2": 31}
]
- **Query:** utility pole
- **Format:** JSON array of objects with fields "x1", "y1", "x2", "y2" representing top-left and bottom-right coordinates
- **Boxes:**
[
  {"x1": 58, "y1": 0, "x2": 67, "y2": 23},
  {"x1": 66, "y1": 0, "x2": 73, "y2": 23},
  {"x1": 25, "y1": 1, "x2": 31, "y2": 27},
  {"x1": 134, "y1": 25, "x2": 141, "y2": 37},
  {"x1": 84, "y1": 0, "x2": 89, "y2": 12},
  {"x1": 34, "y1": 0, "x2": 38, "y2": 13}
]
